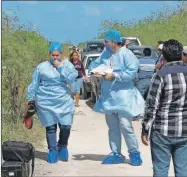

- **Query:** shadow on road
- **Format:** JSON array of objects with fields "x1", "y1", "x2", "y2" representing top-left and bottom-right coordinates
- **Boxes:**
[
  {"x1": 72, "y1": 154, "x2": 130, "y2": 164},
  {"x1": 85, "y1": 99, "x2": 95, "y2": 109},
  {"x1": 35, "y1": 150, "x2": 47, "y2": 161},
  {"x1": 35, "y1": 151, "x2": 131, "y2": 164}
]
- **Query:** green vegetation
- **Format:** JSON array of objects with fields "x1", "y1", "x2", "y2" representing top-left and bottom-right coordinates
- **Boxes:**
[
  {"x1": 2, "y1": 9, "x2": 74, "y2": 146},
  {"x1": 2, "y1": 9, "x2": 49, "y2": 146},
  {"x1": 77, "y1": 42, "x2": 85, "y2": 49},
  {"x1": 2, "y1": 4, "x2": 187, "y2": 146},
  {"x1": 98, "y1": 4, "x2": 187, "y2": 46}
]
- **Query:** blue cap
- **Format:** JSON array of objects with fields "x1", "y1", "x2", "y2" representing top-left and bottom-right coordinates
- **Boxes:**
[
  {"x1": 49, "y1": 41, "x2": 63, "y2": 53},
  {"x1": 104, "y1": 30, "x2": 121, "y2": 43}
]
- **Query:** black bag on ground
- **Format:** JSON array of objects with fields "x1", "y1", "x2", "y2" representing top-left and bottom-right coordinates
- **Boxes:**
[
  {"x1": 2, "y1": 161, "x2": 30, "y2": 177},
  {"x1": 2, "y1": 141, "x2": 35, "y2": 177}
]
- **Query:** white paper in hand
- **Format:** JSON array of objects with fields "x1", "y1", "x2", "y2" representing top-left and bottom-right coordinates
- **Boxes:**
[{"x1": 91, "y1": 64, "x2": 113, "y2": 75}]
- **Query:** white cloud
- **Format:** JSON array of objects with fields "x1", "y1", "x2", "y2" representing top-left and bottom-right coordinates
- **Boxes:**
[
  {"x1": 83, "y1": 5, "x2": 101, "y2": 16},
  {"x1": 111, "y1": 6, "x2": 123, "y2": 13},
  {"x1": 56, "y1": 4, "x2": 66, "y2": 12},
  {"x1": 18, "y1": 1, "x2": 39, "y2": 5}
]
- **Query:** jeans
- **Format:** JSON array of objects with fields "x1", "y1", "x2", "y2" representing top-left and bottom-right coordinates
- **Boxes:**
[
  {"x1": 46, "y1": 124, "x2": 71, "y2": 151},
  {"x1": 137, "y1": 78, "x2": 151, "y2": 99},
  {"x1": 105, "y1": 114, "x2": 139, "y2": 154},
  {"x1": 151, "y1": 130, "x2": 187, "y2": 177}
]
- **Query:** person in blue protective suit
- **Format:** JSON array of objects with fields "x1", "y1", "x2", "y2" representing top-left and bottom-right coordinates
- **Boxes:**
[
  {"x1": 26, "y1": 42, "x2": 78, "y2": 164},
  {"x1": 88, "y1": 30, "x2": 145, "y2": 166}
]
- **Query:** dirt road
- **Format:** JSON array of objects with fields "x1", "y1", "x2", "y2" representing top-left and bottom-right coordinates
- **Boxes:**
[{"x1": 34, "y1": 99, "x2": 175, "y2": 176}]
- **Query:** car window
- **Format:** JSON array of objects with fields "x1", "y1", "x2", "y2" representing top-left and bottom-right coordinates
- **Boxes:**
[
  {"x1": 127, "y1": 40, "x2": 139, "y2": 47},
  {"x1": 82, "y1": 56, "x2": 87, "y2": 63},
  {"x1": 86, "y1": 56, "x2": 99, "y2": 69},
  {"x1": 87, "y1": 43, "x2": 105, "y2": 53},
  {"x1": 129, "y1": 49, "x2": 143, "y2": 58}
]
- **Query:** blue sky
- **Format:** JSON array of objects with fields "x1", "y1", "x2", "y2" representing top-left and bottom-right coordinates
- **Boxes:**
[{"x1": 2, "y1": 1, "x2": 182, "y2": 45}]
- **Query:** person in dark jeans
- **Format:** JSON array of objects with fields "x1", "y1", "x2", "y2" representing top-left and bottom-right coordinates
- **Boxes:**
[
  {"x1": 69, "y1": 51, "x2": 87, "y2": 107},
  {"x1": 141, "y1": 39, "x2": 187, "y2": 177},
  {"x1": 137, "y1": 48, "x2": 156, "y2": 98}
]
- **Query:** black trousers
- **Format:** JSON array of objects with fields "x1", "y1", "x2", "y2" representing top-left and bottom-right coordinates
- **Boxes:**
[{"x1": 46, "y1": 124, "x2": 71, "y2": 151}]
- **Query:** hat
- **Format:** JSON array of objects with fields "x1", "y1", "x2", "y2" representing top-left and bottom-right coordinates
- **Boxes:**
[
  {"x1": 49, "y1": 42, "x2": 63, "y2": 53},
  {"x1": 105, "y1": 30, "x2": 121, "y2": 43},
  {"x1": 158, "y1": 44, "x2": 163, "y2": 50},
  {"x1": 183, "y1": 46, "x2": 187, "y2": 54}
]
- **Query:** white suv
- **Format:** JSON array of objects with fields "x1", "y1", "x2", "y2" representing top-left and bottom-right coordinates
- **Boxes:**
[
  {"x1": 121, "y1": 37, "x2": 142, "y2": 47},
  {"x1": 81, "y1": 53, "x2": 101, "y2": 99}
]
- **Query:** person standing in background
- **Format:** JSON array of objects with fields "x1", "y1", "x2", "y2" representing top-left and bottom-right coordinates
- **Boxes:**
[
  {"x1": 182, "y1": 46, "x2": 187, "y2": 63},
  {"x1": 70, "y1": 51, "x2": 87, "y2": 107},
  {"x1": 156, "y1": 41, "x2": 165, "y2": 70}
]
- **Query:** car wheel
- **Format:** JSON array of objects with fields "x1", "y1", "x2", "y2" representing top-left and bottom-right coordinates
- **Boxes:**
[
  {"x1": 82, "y1": 83, "x2": 88, "y2": 99},
  {"x1": 91, "y1": 89, "x2": 96, "y2": 103}
]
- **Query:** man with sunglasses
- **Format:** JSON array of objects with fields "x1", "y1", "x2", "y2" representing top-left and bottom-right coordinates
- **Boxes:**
[
  {"x1": 89, "y1": 30, "x2": 144, "y2": 166},
  {"x1": 182, "y1": 46, "x2": 187, "y2": 63}
]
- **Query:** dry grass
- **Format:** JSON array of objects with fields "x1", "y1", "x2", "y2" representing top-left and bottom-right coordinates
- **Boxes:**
[{"x1": 2, "y1": 116, "x2": 45, "y2": 147}]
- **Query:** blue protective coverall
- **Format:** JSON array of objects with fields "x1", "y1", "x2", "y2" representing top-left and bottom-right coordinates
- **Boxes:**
[
  {"x1": 27, "y1": 59, "x2": 78, "y2": 127},
  {"x1": 89, "y1": 47, "x2": 145, "y2": 118}
]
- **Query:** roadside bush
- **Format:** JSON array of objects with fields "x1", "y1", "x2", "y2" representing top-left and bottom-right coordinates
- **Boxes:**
[
  {"x1": 98, "y1": 4, "x2": 187, "y2": 46},
  {"x1": 2, "y1": 9, "x2": 49, "y2": 145}
]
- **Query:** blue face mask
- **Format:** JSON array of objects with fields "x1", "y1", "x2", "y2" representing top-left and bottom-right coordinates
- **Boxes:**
[{"x1": 105, "y1": 44, "x2": 111, "y2": 52}]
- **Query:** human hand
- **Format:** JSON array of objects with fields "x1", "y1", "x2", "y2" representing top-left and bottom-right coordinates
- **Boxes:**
[
  {"x1": 84, "y1": 76, "x2": 89, "y2": 82},
  {"x1": 54, "y1": 60, "x2": 62, "y2": 68},
  {"x1": 141, "y1": 135, "x2": 149, "y2": 146}
]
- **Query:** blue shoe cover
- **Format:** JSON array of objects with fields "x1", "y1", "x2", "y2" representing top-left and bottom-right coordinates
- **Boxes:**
[
  {"x1": 102, "y1": 152, "x2": 125, "y2": 164},
  {"x1": 47, "y1": 151, "x2": 58, "y2": 164},
  {"x1": 129, "y1": 151, "x2": 142, "y2": 166},
  {"x1": 59, "y1": 147, "x2": 69, "y2": 161}
]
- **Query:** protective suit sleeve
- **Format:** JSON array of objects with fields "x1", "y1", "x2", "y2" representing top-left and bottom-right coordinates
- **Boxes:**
[
  {"x1": 57, "y1": 61, "x2": 78, "y2": 84},
  {"x1": 27, "y1": 67, "x2": 40, "y2": 101},
  {"x1": 88, "y1": 49, "x2": 108, "y2": 72},
  {"x1": 113, "y1": 50, "x2": 139, "y2": 83},
  {"x1": 88, "y1": 56, "x2": 101, "y2": 73}
]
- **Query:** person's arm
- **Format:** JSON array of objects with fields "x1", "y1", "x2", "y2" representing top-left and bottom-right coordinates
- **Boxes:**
[
  {"x1": 112, "y1": 50, "x2": 139, "y2": 83},
  {"x1": 27, "y1": 67, "x2": 40, "y2": 101},
  {"x1": 88, "y1": 49, "x2": 107, "y2": 73},
  {"x1": 88, "y1": 57, "x2": 101, "y2": 73},
  {"x1": 56, "y1": 60, "x2": 78, "y2": 84},
  {"x1": 141, "y1": 73, "x2": 163, "y2": 143}
]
